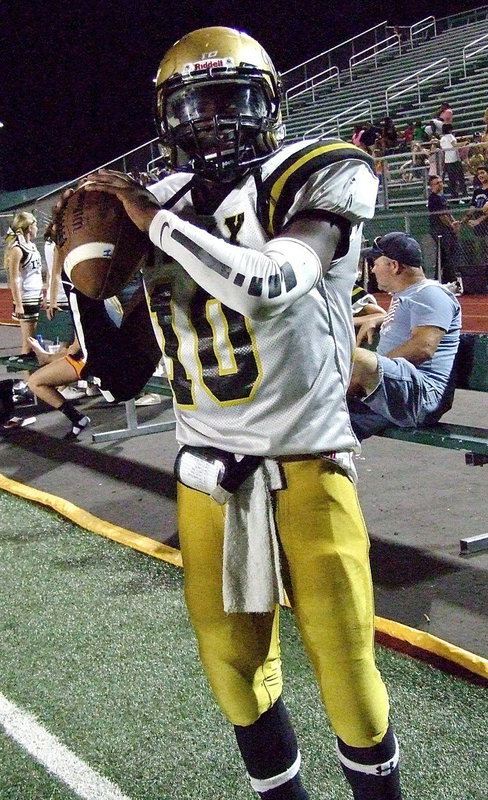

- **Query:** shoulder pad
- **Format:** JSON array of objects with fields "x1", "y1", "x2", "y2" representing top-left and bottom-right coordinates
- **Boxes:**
[{"x1": 259, "y1": 139, "x2": 375, "y2": 236}]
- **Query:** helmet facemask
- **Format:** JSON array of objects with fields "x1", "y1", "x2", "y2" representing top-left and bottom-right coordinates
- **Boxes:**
[{"x1": 156, "y1": 62, "x2": 284, "y2": 182}]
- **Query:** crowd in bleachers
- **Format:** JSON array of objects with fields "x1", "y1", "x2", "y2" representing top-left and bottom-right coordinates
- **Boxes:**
[{"x1": 351, "y1": 102, "x2": 488, "y2": 201}]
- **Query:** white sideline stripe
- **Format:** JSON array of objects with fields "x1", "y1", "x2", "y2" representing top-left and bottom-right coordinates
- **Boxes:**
[{"x1": 0, "y1": 692, "x2": 133, "y2": 800}]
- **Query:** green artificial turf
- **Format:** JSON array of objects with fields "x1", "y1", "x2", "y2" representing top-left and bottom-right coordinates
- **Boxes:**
[{"x1": 0, "y1": 489, "x2": 487, "y2": 800}]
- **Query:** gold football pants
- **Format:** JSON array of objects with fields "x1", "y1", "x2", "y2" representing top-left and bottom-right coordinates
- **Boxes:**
[{"x1": 177, "y1": 458, "x2": 390, "y2": 748}]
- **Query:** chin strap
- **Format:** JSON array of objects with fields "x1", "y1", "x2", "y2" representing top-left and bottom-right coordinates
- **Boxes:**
[{"x1": 148, "y1": 208, "x2": 322, "y2": 319}]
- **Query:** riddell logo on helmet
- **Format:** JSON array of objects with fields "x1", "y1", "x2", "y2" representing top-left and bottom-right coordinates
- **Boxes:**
[
  {"x1": 194, "y1": 58, "x2": 224, "y2": 70},
  {"x1": 184, "y1": 57, "x2": 235, "y2": 74}
]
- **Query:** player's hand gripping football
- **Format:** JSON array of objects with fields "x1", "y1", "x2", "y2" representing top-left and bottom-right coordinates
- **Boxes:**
[{"x1": 81, "y1": 169, "x2": 161, "y2": 232}]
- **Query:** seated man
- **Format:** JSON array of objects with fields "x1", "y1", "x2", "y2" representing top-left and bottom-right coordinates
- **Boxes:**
[{"x1": 347, "y1": 232, "x2": 461, "y2": 441}]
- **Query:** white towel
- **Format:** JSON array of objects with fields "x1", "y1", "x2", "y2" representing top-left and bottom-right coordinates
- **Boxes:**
[{"x1": 222, "y1": 460, "x2": 285, "y2": 614}]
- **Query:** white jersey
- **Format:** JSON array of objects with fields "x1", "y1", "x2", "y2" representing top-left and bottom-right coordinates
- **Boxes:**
[
  {"x1": 147, "y1": 138, "x2": 378, "y2": 457},
  {"x1": 9, "y1": 238, "x2": 43, "y2": 303}
]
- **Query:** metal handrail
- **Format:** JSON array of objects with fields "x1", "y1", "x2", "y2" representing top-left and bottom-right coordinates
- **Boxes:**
[
  {"x1": 385, "y1": 58, "x2": 451, "y2": 117},
  {"x1": 349, "y1": 35, "x2": 401, "y2": 82},
  {"x1": 284, "y1": 67, "x2": 340, "y2": 114},
  {"x1": 437, "y1": 5, "x2": 488, "y2": 30},
  {"x1": 35, "y1": 138, "x2": 159, "y2": 203},
  {"x1": 281, "y1": 20, "x2": 388, "y2": 82},
  {"x1": 408, "y1": 16, "x2": 437, "y2": 49},
  {"x1": 302, "y1": 99, "x2": 373, "y2": 140},
  {"x1": 463, "y1": 31, "x2": 488, "y2": 76},
  {"x1": 146, "y1": 153, "x2": 167, "y2": 178}
]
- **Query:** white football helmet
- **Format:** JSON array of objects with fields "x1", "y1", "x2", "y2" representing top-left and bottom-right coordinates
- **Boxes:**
[{"x1": 154, "y1": 26, "x2": 284, "y2": 181}]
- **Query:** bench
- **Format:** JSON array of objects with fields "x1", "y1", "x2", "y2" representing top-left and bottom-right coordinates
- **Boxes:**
[
  {"x1": 375, "y1": 332, "x2": 488, "y2": 554},
  {"x1": 1, "y1": 335, "x2": 176, "y2": 443},
  {"x1": 91, "y1": 374, "x2": 175, "y2": 443},
  {"x1": 377, "y1": 333, "x2": 488, "y2": 467}
]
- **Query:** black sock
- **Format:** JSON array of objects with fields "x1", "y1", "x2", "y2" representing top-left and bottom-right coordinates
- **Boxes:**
[
  {"x1": 234, "y1": 698, "x2": 309, "y2": 799},
  {"x1": 59, "y1": 400, "x2": 84, "y2": 425},
  {"x1": 337, "y1": 725, "x2": 402, "y2": 799}
]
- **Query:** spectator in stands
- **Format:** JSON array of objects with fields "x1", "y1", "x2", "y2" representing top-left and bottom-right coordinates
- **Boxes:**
[
  {"x1": 466, "y1": 133, "x2": 486, "y2": 182},
  {"x1": 424, "y1": 119, "x2": 443, "y2": 140},
  {"x1": 410, "y1": 141, "x2": 428, "y2": 175},
  {"x1": 426, "y1": 139, "x2": 443, "y2": 178},
  {"x1": 4, "y1": 212, "x2": 43, "y2": 364},
  {"x1": 400, "y1": 121, "x2": 414, "y2": 149},
  {"x1": 437, "y1": 101, "x2": 453, "y2": 125},
  {"x1": 461, "y1": 164, "x2": 488, "y2": 276},
  {"x1": 347, "y1": 232, "x2": 461, "y2": 441},
  {"x1": 379, "y1": 117, "x2": 398, "y2": 154},
  {"x1": 439, "y1": 124, "x2": 467, "y2": 199},
  {"x1": 351, "y1": 122, "x2": 366, "y2": 150},
  {"x1": 413, "y1": 119, "x2": 427, "y2": 142},
  {"x1": 360, "y1": 120, "x2": 381, "y2": 153},
  {"x1": 427, "y1": 175, "x2": 463, "y2": 293},
  {"x1": 408, "y1": 138, "x2": 440, "y2": 180},
  {"x1": 372, "y1": 141, "x2": 390, "y2": 185}
]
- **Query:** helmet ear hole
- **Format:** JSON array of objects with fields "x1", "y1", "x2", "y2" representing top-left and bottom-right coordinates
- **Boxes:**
[{"x1": 154, "y1": 26, "x2": 283, "y2": 180}]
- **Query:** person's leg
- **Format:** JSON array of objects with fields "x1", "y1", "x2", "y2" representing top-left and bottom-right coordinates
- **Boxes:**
[
  {"x1": 439, "y1": 235, "x2": 459, "y2": 284},
  {"x1": 177, "y1": 483, "x2": 308, "y2": 799},
  {"x1": 276, "y1": 460, "x2": 401, "y2": 799},
  {"x1": 27, "y1": 358, "x2": 90, "y2": 438},
  {"x1": 446, "y1": 163, "x2": 458, "y2": 197},
  {"x1": 347, "y1": 395, "x2": 392, "y2": 441},
  {"x1": 27, "y1": 335, "x2": 70, "y2": 366},
  {"x1": 351, "y1": 351, "x2": 443, "y2": 431},
  {"x1": 19, "y1": 318, "x2": 37, "y2": 354},
  {"x1": 349, "y1": 348, "x2": 380, "y2": 398},
  {"x1": 455, "y1": 161, "x2": 467, "y2": 196},
  {"x1": 234, "y1": 697, "x2": 309, "y2": 800},
  {"x1": 28, "y1": 358, "x2": 79, "y2": 408}
]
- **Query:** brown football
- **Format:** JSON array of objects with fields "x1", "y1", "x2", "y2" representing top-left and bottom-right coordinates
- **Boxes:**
[{"x1": 55, "y1": 188, "x2": 151, "y2": 299}]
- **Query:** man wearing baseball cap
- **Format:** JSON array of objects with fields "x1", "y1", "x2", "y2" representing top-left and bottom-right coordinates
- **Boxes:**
[{"x1": 348, "y1": 231, "x2": 462, "y2": 440}]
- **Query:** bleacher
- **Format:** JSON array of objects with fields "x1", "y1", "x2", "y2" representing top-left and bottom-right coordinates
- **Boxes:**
[
  {"x1": 1, "y1": 8, "x2": 487, "y2": 283},
  {"x1": 283, "y1": 13, "x2": 488, "y2": 144}
]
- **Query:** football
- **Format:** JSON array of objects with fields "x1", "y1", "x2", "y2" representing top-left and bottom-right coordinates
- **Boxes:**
[{"x1": 54, "y1": 188, "x2": 151, "y2": 299}]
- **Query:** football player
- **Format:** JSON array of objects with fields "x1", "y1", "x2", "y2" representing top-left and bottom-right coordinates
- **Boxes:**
[{"x1": 78, "y1": 26, "x2": 403, "y2": 800}]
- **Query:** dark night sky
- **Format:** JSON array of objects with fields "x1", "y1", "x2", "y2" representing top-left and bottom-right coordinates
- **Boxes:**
[{"x1": 0, "y1": 0, "x2": 483, "y2": 190}]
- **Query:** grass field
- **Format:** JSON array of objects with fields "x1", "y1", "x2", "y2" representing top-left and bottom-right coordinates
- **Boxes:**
[{"x1": 0, "y1": 489, "x2": 487, "y2": 800}]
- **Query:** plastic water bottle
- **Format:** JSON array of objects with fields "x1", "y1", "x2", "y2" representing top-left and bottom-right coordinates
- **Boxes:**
[{"x1": 36, "y1": 334, "x2": 45, "y2": 350}]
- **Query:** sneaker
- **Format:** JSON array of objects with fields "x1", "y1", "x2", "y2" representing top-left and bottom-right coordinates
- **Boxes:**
[
  {"x1": 63, "y1": 415, "x2": 90, "y2": 441},
  {"x1": 60, "y1": 386, "x2": 86, "y2": 401},
  {"x1": 134, "y1": 393, "x2": 162, "y2": 406},
  {"x1": 1, "y1": 415, "x2": 36, "y2": 431}
]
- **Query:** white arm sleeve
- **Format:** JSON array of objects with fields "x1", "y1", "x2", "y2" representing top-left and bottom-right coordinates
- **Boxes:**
[{"x1": 148, "y1": 209, "x2": 322, "y2": 319}]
